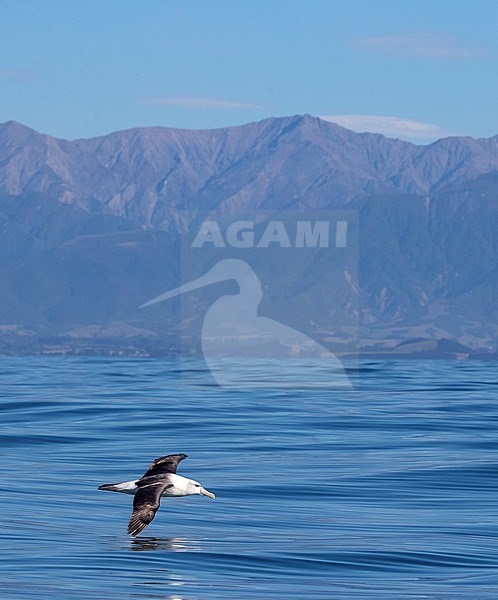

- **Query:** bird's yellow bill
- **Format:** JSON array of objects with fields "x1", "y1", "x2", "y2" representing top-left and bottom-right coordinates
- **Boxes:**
[{"x1": 200, "y1": 488, "x2": 216, "y2": 499}]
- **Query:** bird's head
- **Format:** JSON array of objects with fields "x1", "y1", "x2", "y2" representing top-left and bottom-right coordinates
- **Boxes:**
[{"x1": 188, "y1": 478, "x2": 216, "y2": 499}]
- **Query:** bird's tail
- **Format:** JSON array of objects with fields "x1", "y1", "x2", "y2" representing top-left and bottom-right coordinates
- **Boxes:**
[
  {"x1": 98, "y1": 479, "x2": 137, "y2": 493},
  {"x1": 98, "y1": 482, "x2": 122, "y2": 492}
]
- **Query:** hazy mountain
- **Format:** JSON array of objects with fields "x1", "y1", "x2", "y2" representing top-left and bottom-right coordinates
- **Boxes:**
[{"x1": 0, "y1": 115, "x2": 496, "y2": 356}]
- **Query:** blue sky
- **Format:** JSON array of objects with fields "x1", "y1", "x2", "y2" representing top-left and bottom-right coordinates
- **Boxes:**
[{"x1": 0, "y1": 0, "x2": 496, "y2": 142}]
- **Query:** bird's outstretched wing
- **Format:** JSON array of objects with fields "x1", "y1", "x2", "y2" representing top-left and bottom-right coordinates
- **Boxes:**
[
  {"x1": 141, "y1": 453, "x2": 188, "y2": 478},
  {"x1": 127, "y1": 480, "x2": 173, "y2": 537}
]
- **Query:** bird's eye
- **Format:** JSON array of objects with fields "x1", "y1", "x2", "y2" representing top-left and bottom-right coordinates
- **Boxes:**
[{"x1": 195, "y1": 484, "x2": 200, "y2": 487}]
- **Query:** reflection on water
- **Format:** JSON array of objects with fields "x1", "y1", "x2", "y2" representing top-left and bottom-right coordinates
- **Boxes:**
[{"x1": 129, "y1": 537, "x2": 201, "y2": 552}]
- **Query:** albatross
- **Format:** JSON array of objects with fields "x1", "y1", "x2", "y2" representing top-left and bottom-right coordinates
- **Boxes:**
[{"x1": 98, "y1": 453, "x2": 215, "y2": 536}]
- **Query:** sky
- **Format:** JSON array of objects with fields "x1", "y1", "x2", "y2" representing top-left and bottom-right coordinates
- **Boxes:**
[{"x1": 0, "y1": 0, "x2": 496, "y2": 143}]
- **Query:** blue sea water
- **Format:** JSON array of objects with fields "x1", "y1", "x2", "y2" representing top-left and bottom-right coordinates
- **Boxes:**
[{"x1": 0, "y1": 357, "x2": 497, "y2": 599}]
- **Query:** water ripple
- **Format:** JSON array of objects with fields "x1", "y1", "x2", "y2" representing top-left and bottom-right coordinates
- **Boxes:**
[{"x1": 0, "y1": 356, "x2": 497, "y2": 598}]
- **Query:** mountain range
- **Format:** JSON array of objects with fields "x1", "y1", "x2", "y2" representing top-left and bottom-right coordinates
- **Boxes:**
[{"x1": 0, "y1": 114, "x2": 497, "y2": 357}]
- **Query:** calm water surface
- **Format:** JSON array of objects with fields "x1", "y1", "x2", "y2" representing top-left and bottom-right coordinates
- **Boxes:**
[{"x1": 0, "y1": 357, "x2": 497, "y2": 599}]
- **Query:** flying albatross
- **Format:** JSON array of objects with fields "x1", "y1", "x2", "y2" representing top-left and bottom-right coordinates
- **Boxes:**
[{"x1": 98, "y1": 453, "x2": 215, "y2": 536}]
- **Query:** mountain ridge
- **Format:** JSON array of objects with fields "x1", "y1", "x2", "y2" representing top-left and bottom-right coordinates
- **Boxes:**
[
  {"x1": 1, "y1": 115, "x2": 497, "y2": 226},
  {"x1": 0, "y1": 115, "x2": 496, "y2": 357}
]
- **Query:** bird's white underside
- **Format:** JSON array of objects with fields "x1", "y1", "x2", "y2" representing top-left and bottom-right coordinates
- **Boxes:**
[{"x1": 108, "y1": 473, "x2": 198, "y2": 497}]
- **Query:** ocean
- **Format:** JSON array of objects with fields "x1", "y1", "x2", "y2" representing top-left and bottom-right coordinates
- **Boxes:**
[{"x1": 0, "y1": 356, "x2": 497, "y2": 599}]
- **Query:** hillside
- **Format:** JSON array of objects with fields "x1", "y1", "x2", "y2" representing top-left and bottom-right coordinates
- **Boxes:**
[{"x1": 0, "y1": 115, "x2": 496, "y2": 357}]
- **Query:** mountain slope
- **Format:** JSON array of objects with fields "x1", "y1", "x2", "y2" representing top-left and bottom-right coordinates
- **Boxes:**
[{"x1": 0, "y1": 115, "x2": 496, "y2": 356}]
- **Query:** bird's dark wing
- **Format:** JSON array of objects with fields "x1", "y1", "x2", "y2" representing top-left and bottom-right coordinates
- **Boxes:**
[
  {"x1": 141, "y1": 453, "x2": 188, "y2": 478},
  {"x1": 127, "y1": 481, "x2": 173, "y2": 537}
]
